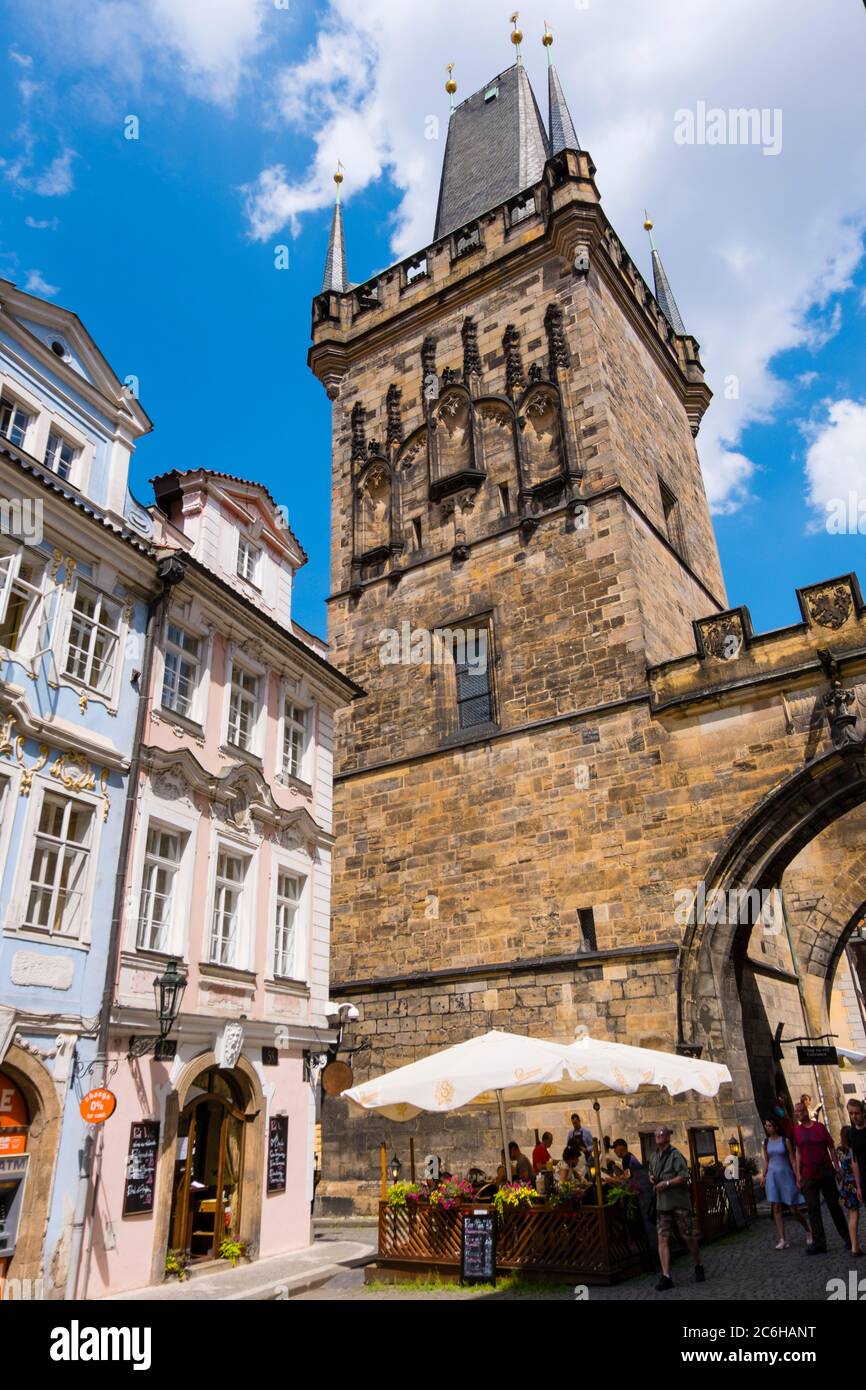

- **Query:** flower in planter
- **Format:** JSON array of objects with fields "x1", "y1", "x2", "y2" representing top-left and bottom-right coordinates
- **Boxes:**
[
  {"x1": 492, "y1": 1181, "x2": 539, "y2": 1223},
  {"x1": 164, "y1": 1248, "x2": 190, "y2": 1282},
  {"x1": 386, "y1": 1180, "x2": 422, "y2": 1209},
  {"x1": 428, "y1": 1177, "x2": 474, "y2": 1210}
]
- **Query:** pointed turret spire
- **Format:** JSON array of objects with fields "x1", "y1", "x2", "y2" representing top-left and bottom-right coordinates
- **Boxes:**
[
  {"x1": 543, "y1": 25, "x2": 580, "y2": 154},
  {"x1": 644, "y1": 213, "x2": 686, "y2": 336},
  {"x1": 321, "y1": 164, "x2": 348, "y2": 294},
  {"x1": 433, "y1": 61, "x2": 549, "y2": 240}
]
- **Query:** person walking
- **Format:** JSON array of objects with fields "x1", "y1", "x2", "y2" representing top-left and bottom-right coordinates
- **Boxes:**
[
  {"x1": 648, "y1": 1125, "x2": 705, "y2": 1291},
  {"x1": 758, "y1": 1116, "x2": 811, "y2": 1249},
  {"x1": 793, "y1": 1101, "x2": 850, "y2": 1254},
  {"x1": 836, "y1": 1126, "x2": 863, "y2": 1257},
  {"x1": 846, "y1": 1098, "x2": 866, "y2": 1191}
]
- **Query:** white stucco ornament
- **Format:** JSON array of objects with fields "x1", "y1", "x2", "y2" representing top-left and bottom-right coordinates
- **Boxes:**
[{"x1": 217, "y1": 1020, "x2": 245, "y2": 1071}]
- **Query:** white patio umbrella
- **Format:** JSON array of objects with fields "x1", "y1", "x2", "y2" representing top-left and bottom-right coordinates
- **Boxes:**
[
  {"x1": 341, "y1": 1029, "x2": 732, "y2": 1181},
  {"x1": 342, "y1": 1030, "x2": 580, "y2": 1180},
  {"x1": 838, "y1": 1047, "x2": 866, "y2": 1070}
]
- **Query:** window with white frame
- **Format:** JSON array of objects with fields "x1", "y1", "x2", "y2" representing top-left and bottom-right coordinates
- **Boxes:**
[
  {"x1": 24, "y1": 791, "x2": 94, "y2": 939},
  {"x1": 0, "y1": 547, "x2": 43, "y2": 652},
  {"x1": 236, "y1": 538, "x2": 261, "y2": 586},
  {"x1": 0, "y1": 399, "x2": 33, "y2": 449},
  {"x1": 161, "y1": 623, "x2": 201, "y2": 719},
  {"x1": 136, "y1": 825, "x2": 184, "y2": 952},
  {"x1": 273, "y1": 870, "x2": 301, "y2": 977},
  {"x1": 64, "y1": 580, "x2": 122, "y2": 694},
  {"x1": 282, "y1": 701, "x2": 310, "y2": 781},
  {"x1": 209, "y1": 850, "x2": 246, "y2": 966},
  {"x1": 45, "y1": 432, "x2": 78, "y2": 482},
  {"x1": 227, "y1": 662, "x2": 259, "y2": 751}
]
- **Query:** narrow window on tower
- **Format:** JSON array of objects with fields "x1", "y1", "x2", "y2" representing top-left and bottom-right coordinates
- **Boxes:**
[
  {"x1": 578, "y1": 907, "x2": 597, "y2": 952},
  {"x1": 658, "y1": 477, "x2": 687, "y2": 560},
  {"x1": 411, "y1": 516, "x2": 423, "y2": 551},
  {"x1": 498, "y1": 483, "x2": 510, "y2": 516},
  {"x1": 450, "y1": 623, "x2": 494, "y2": 731}
]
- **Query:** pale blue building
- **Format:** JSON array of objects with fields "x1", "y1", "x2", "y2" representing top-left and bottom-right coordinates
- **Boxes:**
[{"x1": 0, "y1": 278, "x2": 156, "y2": 1292}]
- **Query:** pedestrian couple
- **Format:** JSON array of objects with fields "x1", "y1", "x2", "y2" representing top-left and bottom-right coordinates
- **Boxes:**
[{"x1": 759, "y1": 1098, "x2": 864, "y2": 1255}]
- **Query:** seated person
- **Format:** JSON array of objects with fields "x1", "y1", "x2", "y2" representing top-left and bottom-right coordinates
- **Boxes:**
[
  {"x1": 509, "y1": 1140, "x2": 534, "y2": 1184},
  {"x1": 532, "y1": 1131, "x2": 554, "y2": 1173},
  {"x1": 556, "y1": 1143, "x2": 585, "y2": 1186}
]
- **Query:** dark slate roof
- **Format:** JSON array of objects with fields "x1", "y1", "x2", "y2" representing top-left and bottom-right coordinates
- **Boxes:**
[
  {"x1": 321, "y1": 199, "x2": 348, "y2": 293},
  {"x1": 651, "y1": 247, "x2": 687, "y2": 336},
  {"x1": 433, "y1": 64, "x2": 550, "y2": 240},
  {"x1": 547, "y1": 64, "x2": 579, "y2": 154}
]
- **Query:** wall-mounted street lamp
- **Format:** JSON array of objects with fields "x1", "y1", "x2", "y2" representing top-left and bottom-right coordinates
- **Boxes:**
[
  {"x1": 128, "y1": 960, "x2": 188, "y2": 1060},
  {"x1": 728, "y1": 1135, "x2": 741, "y2": 1157},
  {"x1": 389, "y1": 1153, "x2": 403, "y2": 1185}
]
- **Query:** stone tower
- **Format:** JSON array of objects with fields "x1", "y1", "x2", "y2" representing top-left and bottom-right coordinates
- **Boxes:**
[{"x1": 308, "y1": 45, "x2": 765, "y2": 1210}]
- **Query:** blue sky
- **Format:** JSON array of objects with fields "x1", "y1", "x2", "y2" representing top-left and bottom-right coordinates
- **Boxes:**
[{"x1": 1, "y1": 0, "x2": 864, "y2": 639}]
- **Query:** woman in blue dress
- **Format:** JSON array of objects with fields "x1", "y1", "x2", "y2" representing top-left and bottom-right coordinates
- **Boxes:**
[{"x1": 759, "y1": 1116, "x2": 812, "y2": 1249}]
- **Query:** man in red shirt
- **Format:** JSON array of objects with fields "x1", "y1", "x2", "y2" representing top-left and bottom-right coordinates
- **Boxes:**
[
  {"x1": 793, "y1": 1101, "x2": 850, "y2": 1254},
  {"x1": 532, "y1": 1131, "x2": 553, "y2": 1174}
]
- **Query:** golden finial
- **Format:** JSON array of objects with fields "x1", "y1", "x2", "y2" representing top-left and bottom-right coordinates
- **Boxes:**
[
  {"x1": 510, "y1": 11, "x2": 523, "y2": 61},
  {"x1": 445, "y1": 61, "x2": 457, "y2": 113},
  {"x1": 542, "y1": 21, "x2": 553, "y2": 64},
  {"x1": 334, "y1": 161, "x2": 344, "y2": 202},
  {"x1": 643, "y1": 210, "x2": 656, "y2": 250}
]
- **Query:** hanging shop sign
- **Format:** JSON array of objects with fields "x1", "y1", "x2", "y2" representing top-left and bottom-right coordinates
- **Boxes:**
[{"x1": 79, "y1": 1089, "x2": 117, "y2": 1125}]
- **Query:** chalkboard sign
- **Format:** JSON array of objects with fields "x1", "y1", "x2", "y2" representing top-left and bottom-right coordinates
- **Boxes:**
[
  {"x1": 267, "y1": 1115, "x2": 288, "y2": 1193},
  {"x1": 722, "y1": 1177, "x2": 748, "y2": 1230},
  {"x1": 461, "y1": 1208, "x2": 496, "y2": 1285},
  {"x1": 123, "y1": 1121, "x2": 160, "y2": 1216}
]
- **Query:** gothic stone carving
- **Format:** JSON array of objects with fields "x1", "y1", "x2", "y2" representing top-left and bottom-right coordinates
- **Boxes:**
[
  {"x1": 823, "y1": 681, "x2": 861, "y2": 750},
  {"x1": 699, "y1": 616, "x2": 745, "y2": 662},
  {"x1": 806, "y1": 584, "x2": 853, "y2": 631}
]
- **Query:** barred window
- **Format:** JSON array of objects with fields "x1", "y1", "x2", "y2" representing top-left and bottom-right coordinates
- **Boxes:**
[{"x1": 452, "y1": 627, "x2": 492, "y2": 730}]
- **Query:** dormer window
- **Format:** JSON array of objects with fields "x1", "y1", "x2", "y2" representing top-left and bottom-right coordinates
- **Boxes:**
[
  {"x1": 0, "y1": 399, "x2": 33, "y2": 449},
  {"x1": 236, "y1": 537, "x2": 261, "y2": 587},
  {"x1": 45, "y1": 432, "x2": 78, "y2": 482},
  {"x1": 484, "y1": 85, "x2": 499, "y2": 102},
  {"x1": 50, "y1": 340, "x2": 69, "y2": 360}
]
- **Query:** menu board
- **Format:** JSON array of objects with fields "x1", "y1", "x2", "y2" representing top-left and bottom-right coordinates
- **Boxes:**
[
  {"x1": 122, "y1": 1121, "x2": 160, "y2": 1216},
  {"x1": 267, "y1": 1115, "x2": 288, "y2": 1193},
  {"x1": 461, "y1": 1209, "x2": 496, "y2": 1285}
]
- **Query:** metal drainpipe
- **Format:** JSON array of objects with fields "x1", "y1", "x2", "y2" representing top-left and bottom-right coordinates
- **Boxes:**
[{"x1": 65, "y1": 553, "x2": 186, "y2": 1301}]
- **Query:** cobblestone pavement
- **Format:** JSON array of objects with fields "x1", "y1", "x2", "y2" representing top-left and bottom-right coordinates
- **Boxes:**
[{"x1": 299, "y1": 1215, "x2": 865, "y2": 1301}]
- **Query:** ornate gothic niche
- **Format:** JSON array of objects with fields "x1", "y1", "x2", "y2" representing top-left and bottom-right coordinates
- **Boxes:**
[
  {"x1": 427, "y1": 384, "x2": 486, "y2": 504},
  {"x1": 354, "y1": 456, "x2": 394, "y2": 564},
  {"x1": 516, "y1": 380, "x2": 568, "y2": 499}
]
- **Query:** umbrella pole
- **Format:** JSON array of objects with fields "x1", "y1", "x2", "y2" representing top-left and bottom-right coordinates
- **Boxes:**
[
  {"x1": 496, "y1": 1090, "x2": 513, "y2": 1182},
  {"x1": 592, "y1": 1099, "x2": 605, "y2": 1164}
]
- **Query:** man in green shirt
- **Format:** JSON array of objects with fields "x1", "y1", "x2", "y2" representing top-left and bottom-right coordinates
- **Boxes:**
[{"x1": 648, "y1": 1125, "x2": 705, "y2": 1291}]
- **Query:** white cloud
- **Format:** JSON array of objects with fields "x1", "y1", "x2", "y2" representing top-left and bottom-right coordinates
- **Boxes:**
[
  {"x1": 240, "y1": 0, "x2": 866, "y2": 514},
  {"x1": 804, "y1": 399, "x2": 866, "y2": 529},
  {"x1": 24, "y1": 268, "x2": 59, "y2": 296},
  {"x1": 15, "y1": 0, "x2": 271, "y2": 105},
  {"x1": 25, "y1": 214, "x2": 59, "y2": 230},
  {"x1": 30, "y1": 147, "x2": 76, "y2": 196}
]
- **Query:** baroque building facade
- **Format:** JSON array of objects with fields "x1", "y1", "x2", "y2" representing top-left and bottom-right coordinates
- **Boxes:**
[
  {"x1": 0, "y1": 279, "x2": 153, "y2": 1287},
  {"x1": 309, "y1": 51, "x2": 866, "y2": 1211},
  {"x1": 85, "y1": 470, "x2": 357, "y2": 1296}
]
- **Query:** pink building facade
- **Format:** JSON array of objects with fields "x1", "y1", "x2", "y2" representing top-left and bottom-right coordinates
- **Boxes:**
[{"x1": 82, "y1": 470, "x2": 357, "y2": 1295}]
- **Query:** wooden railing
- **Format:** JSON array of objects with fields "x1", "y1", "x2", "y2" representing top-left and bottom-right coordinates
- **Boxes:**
[{"x1": 378, "y1": 1202, "x2": 648, "y2": 1284}]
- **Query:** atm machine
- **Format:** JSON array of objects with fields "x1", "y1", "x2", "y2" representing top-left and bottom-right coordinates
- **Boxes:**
[{"x1": 0, "y1": 1153, "x2": 30, "y2": 1280}]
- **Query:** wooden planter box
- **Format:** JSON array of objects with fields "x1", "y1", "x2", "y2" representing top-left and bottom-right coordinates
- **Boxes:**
[{"x1": 374, "y1": 1200, "x2": 648, "y2": 1286}]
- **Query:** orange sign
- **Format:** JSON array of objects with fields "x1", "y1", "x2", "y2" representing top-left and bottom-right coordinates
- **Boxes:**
[
  {"x1": 79, "y1": 1089, "x2": 117, "y2": 1125},
  {"x1": 0, "y1": 1072, "x2": 27, "y2": 1154}
]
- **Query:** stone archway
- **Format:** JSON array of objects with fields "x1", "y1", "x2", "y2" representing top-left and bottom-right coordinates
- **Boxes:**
[
  {"x1": 677, "y1": 742, "x2": 866, "y2": 1137},
  {"x1": 148, "y1": 1051, "x2": 265, "y2": 1285},
  {"x1": 0, "y1": 1043, "x2": 62, "y2": 1283}
]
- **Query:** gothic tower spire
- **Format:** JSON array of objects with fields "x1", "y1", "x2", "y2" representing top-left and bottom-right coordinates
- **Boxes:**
[
  {"x1": 543, "y1": 25, "x2": 580, "y2": 154},
  {"x1": 321, "y1": 165, "x2": 348, "y2": 294},
  {"x1": 644, "y1": 213, "x2": 687, "y2": 336}
]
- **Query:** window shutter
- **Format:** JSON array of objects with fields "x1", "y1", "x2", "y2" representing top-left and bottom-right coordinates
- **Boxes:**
[{"x1": 0, "y1": 551, "x2": 19, "y2": 625}]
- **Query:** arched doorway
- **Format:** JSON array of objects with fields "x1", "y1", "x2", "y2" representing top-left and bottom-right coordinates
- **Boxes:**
[
  {"x1": 677, "y1": 743, "x2": 866, "y2": 1137},
  {"x1": 0, "y1": 1046, "x2": 61, "y2": 1285},
  {"x1": 168, "y1": 1067, "x2": 247, "y2": 1263}
]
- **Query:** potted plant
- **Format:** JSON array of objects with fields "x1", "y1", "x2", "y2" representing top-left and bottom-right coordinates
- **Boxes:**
[
  {"x1": 428, "y1": 1177, "x2": 473, "y2": 1210},
  {"x1": 492, "y1": 1181, "x2": 539, "y2": 1225},
  {"x1": 385, "y1": 1180, "x2": 422, "y2": 1209},
  {"x1": 164, "y1": 1248, "x2": 190, "y2": 1282},
  {"x1": 218, "y1": 1236, "x2": 246, "y2": 1267}
]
